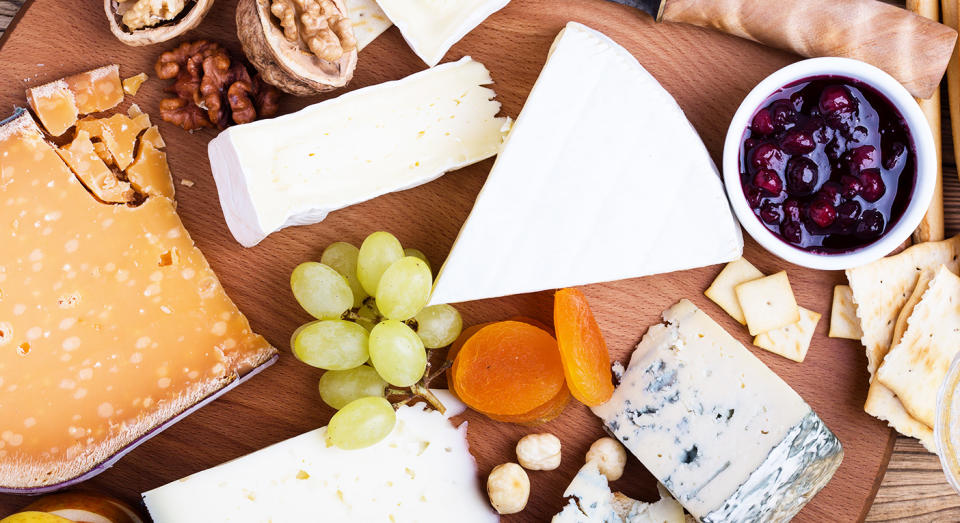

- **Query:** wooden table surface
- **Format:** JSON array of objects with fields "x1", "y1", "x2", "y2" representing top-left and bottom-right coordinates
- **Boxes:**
[{"x1": 1, "y1": 0, "x2": 959, "y2": 520}]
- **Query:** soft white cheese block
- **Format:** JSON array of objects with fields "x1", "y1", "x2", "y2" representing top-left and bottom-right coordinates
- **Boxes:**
[
  {"x1": 428, "y1": 23, "x2": 742, "y2": 305},
  {"x1": 346, "y1": 0, "x2": 393, "y2": 50},
  {"x1": 208, "y1": 57, "x2": 510, "y2": 247},
  {"x1": 374, "y1": 0, "x2": 511, "y2": 67},
  {"x1": 552, "y1": 462, "x2": 684, "y2": 523},
  {"x1": 591, "y1": 300, "x2": 843, "y2": 522},
  {"x1": 142, "y1": 402, "x2": 496, "y2": 523}
]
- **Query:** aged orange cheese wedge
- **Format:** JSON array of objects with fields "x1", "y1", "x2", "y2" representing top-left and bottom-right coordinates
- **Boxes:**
[
  {"x1": 56, "y1": 130, "x2": 135, "y2": 204},
  {"x1": 26, "y1": 65, "x2": 124, "y2": 137},
  {"x1": 0, "y1": 110, "x2": 276, "y2": 491},
  {"x1": 140, "y1": 126, "x2": 166, "y2": 149},
  {"x1": 127, "y1": 141, "x2": 175, "y2": 199}
]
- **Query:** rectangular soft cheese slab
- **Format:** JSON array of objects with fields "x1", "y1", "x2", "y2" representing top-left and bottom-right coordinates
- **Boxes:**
[
  {"x1": 208, "y1": 56, "x2": 510, "y2": 247},
  {"x1": 0, "y1": 110, "x2": 276, "y2": 491},
  {"x1": 143, "y1": 403, "x2": 498, "y2": 523},
  {"x1": 375, "y1": 0, "x2": 510, "y2": 66},
  {"x1": 428, "y1": 23, "x2": 742, "y2": 305},
  {"x1": 591, "y1": 300, "x2": 843, "y2": 522}
]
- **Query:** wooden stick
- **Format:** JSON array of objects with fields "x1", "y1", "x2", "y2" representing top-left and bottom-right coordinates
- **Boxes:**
[
  {"x1": 946, "y1": 0, "x2": 960, "y2": 186},
  {"x1": 909, "y1": 0, "x2": 945, "y2": 242}
]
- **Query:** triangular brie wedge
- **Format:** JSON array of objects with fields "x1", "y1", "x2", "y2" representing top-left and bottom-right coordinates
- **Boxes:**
[{"x1": 429, "y1": 22, "x2": 743, "y2": 305}]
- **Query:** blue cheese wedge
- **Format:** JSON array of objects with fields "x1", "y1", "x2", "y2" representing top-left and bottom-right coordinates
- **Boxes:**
[
  {"x1": 428, "y1": 23, "x2": 742, "y2": 305},
  {"x1": 591, "y1": 300, "x2": 843, "y2": 522},
  {"x1": 374, "y1": 0, "x2": 511, "y2": 66},
  {"x1": 208, "y1": 57, "x2": 510, "y2": 247},
  {"x1": 142, "y1": 401, "x2": 496, "y2": 522}
]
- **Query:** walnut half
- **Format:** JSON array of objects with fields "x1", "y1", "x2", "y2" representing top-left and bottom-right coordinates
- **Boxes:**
[
  {"x1": 105, "y1": 0, "x2": 215, "y2": 46},
  {"x1": 236, "y1": 0, "x2": 358, "y2": 95}
]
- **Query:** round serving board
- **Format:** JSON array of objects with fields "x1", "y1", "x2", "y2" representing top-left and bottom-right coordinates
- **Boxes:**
[{"x1": 0, "y1": 0, "x2": 895, "y2": 520}]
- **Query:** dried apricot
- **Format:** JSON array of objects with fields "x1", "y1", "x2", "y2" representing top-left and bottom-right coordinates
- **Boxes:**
[
  {"x1": 485, "y1": 384, "x2": 570, "y2": 424},
  {"x1": 446, "y1": 322, "x2": 493, "y2": 390},
  {"x1": 451, "y1": 321, "x2": 566, "y2": 416},
  {"x1": 554, "y1": 288, "x2": 614, "y2": 406}
]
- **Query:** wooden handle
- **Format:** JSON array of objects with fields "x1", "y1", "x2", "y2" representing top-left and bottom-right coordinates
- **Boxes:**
[
  {"x1": 909, "y1": 0, "x2": 944, "y2": 243},
  {"x1": 945, "y1": 0, "x2": 960, "y2": 192},
  {"x1": 661, "y1": 0, "x2": 957, "y2": 99}
]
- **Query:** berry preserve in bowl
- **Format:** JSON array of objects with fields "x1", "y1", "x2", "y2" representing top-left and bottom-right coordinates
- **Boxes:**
[{"x1": 723, "y1": 58, "x2": 936, "y2": 270}]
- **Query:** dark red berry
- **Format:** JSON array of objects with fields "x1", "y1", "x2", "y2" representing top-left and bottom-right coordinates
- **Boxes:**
[
  {"x1": 781, "y1": 221, "x2": 803, "y2": 244},
  {"x1": 882, "y1": 141, "x2": 906, "y2": 170},
  {"x1": 808, "y1": 200, "x2": 837, "y2": 228},
  {"x1": 781, "y1": 129, "x2": 816, "y2": 155},
  {"x1": 856, "y1": 210, "x2": 885, "y2": 238},
  {"x1": 825, "y1": 138, "x2": 843, "y2": 166},
  {"x1": 785, "y1": 157, "x2": 818, "y2": 195},
  {"x1": 815, "y1": 181, "x2": 843, "y2": 206},
  {"x1": 770, "y1": 100, "x2": 797, "y2": 131},
  {"x1": 845, "y1": 145, "x2": 879, "y2": 173},
  {"x1": 825, "y1": 109, "x2": 855, "y2": 134},
  {"x1": 760, "y1": 202, "x2": 783, "y2": 224},
  {"x1": 754, "y1": 169, "x2": 783, "y2": 195},
  {"x1": 840, "y1": 175, "x2": 862, "y2": 198},
  {"x1": 745, "y1": 187, "x2": 764, "y2": 207},
  {"x1": 782, "y1": 199, "x2": 801, "y2": 222},
  {"x1": 819, "y1": 85, "x2": 857, "y2": 115},
  {"x1": 859, "y1": 168, "x2": 886, "y2": 202},
  {"x1": 837, "y1": 200, "x2": 862, "y2": 226},
  {"x1": 751, "y1": 109, "x2": 775, "y2": 135},
  {"x1": 744, "y1": 138, "x2": 760, "y2": 151},
  {"x1": 750, "y1": 143, "x2": 785, "y2": 172}
]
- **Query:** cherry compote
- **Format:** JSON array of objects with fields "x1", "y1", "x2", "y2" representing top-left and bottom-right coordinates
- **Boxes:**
[{"x1": 740, "y1": 76, "x2": 915, "y2": 253}]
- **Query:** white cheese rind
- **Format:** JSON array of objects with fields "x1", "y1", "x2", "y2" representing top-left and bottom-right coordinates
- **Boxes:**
[
  {"x1": 591, "y1": 300, "x2": 843, "y2": 522},
  {"x1": 428, "y1": 23, "x2": 742, "y2": 305},
  {"x1": 374, "y1": 0, "x2": 511, "y2": 67},
  {"x1": 345, "y1": 0, "x2": 392, "y2": 50},
  {"x1": 208, "y1": 57, "x2": 510, "y2": 247},
  {"x1": 142, "y1": 403, "x2": 497, "y2": 522}
]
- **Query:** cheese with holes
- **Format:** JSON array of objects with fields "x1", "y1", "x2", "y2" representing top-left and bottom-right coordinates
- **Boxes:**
[
  {"x1": 142, "y1": 402, "x2": 497, "y2": 523},
  {"x1": 428, "y1": 23, "x2": 742, "y2": 305},
  {"x1": 374, "y1": 0, "x2": 510, "y2": 67},
  {"x1": 208, "y1": 57, "x2": 510, "y2": 247},
  {"x1": 591, "y1": 300, "x2": 842, "y2": 522},
  {"x1": 26, "y1": 65, "x2": 123, "y2": 136},
  {"x1": 0, "y1": 109, "x2": 276, "y2": 491}
]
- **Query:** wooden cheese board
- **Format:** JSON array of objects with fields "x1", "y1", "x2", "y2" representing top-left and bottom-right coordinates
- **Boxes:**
[{"x1": 0, "y1": 0, "x2": 897, "y2": 520}]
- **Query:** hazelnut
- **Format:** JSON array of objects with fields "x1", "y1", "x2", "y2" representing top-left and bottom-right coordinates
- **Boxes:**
[
  {"x1": 486, "y1": 463, "x2": 529, "y2": 515},
  {"x1": 585, "y1": 437, "x2": 627, "y2": 481},
  {"x1": 516, "y1": 433, "x2": 561, "y2": 471}
]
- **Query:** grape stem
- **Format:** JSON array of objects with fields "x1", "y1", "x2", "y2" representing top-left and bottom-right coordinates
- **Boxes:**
[{"x1": 386, "y1": 360, "x2": 454, "y2": 414}]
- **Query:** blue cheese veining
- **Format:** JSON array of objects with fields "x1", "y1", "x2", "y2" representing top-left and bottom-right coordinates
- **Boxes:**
[{"x1": 591, "y1": 300, "x2": 843, "y2": 522}]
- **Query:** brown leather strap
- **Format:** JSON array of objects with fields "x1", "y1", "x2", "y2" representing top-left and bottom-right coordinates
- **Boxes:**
[{"x1": 661, "y1": 0, "x2": 957, "y2": 99}]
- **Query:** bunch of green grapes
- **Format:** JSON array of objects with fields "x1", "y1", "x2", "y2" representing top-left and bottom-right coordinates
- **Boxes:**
[{"x1": 289, "y1": 231, "x2": 464, "y2": 449}]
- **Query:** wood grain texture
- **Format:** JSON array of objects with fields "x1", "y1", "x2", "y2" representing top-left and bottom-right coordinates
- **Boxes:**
[{"x1": 0, "y1": 0, "x2": 948, "y2": 521}]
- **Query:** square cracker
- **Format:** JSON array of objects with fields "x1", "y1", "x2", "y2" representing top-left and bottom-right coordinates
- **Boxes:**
[
  {"x1": 877, "y1": 266, "x2": 960, "y2": 427},
  {"x1": 735, "y1": 271, "x2": 800, "y2": 336},
  {"x1": 845, "y1": 235, "x2": 960, "y2": 376},
  {"x1": 753, "y1": 307, "x2": 821, "y2": 362},
  {"x1": 705, "y1": 257, "x2": 764, "y2": 324},
  {"x1": 829, "y1": 285, "x2": 862, "y2": 340}
]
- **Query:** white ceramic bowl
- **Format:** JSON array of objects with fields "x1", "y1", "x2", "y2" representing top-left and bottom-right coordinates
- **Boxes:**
[{"x1": 722, "y1": 57, "x2": 937, "y2": 270}]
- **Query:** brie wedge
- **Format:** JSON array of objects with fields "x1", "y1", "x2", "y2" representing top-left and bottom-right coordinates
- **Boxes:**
[
  {"x1": 375, "y1": 0, "x2": 511, "y2": 66},
  {"x1": 208, "y1": 57, "x2": 510, "y2": 247},
  {"x1": 428, "y1": 23, "x2": 743, "y2": 305},
  {"x1": 345, "y1": 0, "x2": 392, "y2": 50},
  {"x1": 142, "y1": 401, "x2": 496, "y2": 522}
]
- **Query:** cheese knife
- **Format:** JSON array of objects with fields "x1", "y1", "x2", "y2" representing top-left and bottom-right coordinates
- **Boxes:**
[{"x1": 608, "y1": 0, "x2": 957, "y2": 99}]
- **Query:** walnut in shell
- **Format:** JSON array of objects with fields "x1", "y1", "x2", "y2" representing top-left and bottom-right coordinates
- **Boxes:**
[
  {"x1": 236, "y1": 0, "x2": 358, "y2": 95},
  {"x1": 105, "y1": 0, "x2": 215, "y2": 46}
]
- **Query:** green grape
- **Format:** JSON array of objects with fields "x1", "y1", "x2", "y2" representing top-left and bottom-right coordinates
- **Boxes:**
[
  {"x1": 318, "y1": 366, "x2": 388, "y2": 410},
  {"x1": 291, "y1": 320, "x2": 369, "y2": 370},
  {"x1": 290, "y1": 262, "x2": 353, "y2": 320},
  {"x1": 414, "y1": 304, "x2": 463, "y2": 349},
  {"x1": 354, "y1": 299, "x2": 382, "y2": 331},
  {"x1": 368, "y1": 320, "x2": 427, "y2": 387},
  {"x1": 376, "y1": 257, "x2": 432, "y2": 321},
  {"x1": 321, "y1": 242, "x2": 369, "y2": 308},
  {"x1": 326, "y1": 396, "x2": 396, "y2": 450},
  {"x1": 403, "y1": 248, "x2": 432, "y2": 272},
  {"x1": 357, "y1": 232, "x2": 404, "y2": 296}
]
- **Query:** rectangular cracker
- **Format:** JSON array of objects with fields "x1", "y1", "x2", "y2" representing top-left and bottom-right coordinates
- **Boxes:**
[
  {"x1": 864, "y1": 383, "x2": 935, "y2": 451},
  {"x1": 735, "y1": 271, "x2": 800, "y2": 336},
  {"x1": 828, "y1": 285, "x2": 862, "y2": 340},
  {"x1": 704, "y1": 257, "x2": 764, "y2": 325},
  {"x1": 753, "y1": 307, "x2": 821, "y2": 362},
  {"x1": 877, "y1": 266, "x2": 960, "y2": 427}
]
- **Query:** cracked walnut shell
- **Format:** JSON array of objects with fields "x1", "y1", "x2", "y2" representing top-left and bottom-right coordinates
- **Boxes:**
[
  {"x1": 105, "y1": 0, "x2": 215, "y2": 46},
  {"x1": 237, "y1": 0, "x2": 357, "y2": 95}
]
